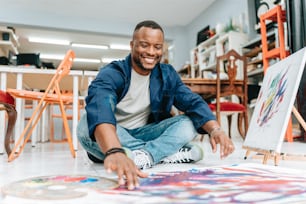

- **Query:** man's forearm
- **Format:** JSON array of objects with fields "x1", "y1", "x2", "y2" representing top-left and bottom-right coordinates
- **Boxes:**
[{"x1": 94, "y1": 123, "x2": 122, "y2": 153}]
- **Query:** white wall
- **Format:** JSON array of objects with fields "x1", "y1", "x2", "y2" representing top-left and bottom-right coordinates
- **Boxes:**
[
  {"x1": 186, "y1": 0, "x2": 249, "y2": 55},
  {"x1": 0, "y1": 0, "x2": 252, "y2": 71},
  {"x1": 165, "y1": 0, "x2": 252, "y2": 70}
]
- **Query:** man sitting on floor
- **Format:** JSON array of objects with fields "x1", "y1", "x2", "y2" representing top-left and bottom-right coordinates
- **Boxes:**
[{"x1": 77, "y1": 20, "x2": 234, "y2": 190}]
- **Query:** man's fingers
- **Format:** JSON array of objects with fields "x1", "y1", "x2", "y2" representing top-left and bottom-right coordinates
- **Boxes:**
[
  {"x1": 137, "y1": 169, "x2": 149, "y2": 178},
  {"x1": 221, "y1": 141, "x2": 235, "y2": 159},
  {"x1": 116, "y1": 167, "x2": 126, "y2": 186},
  {"x1": 124, "y1": 166, "x2": 137, "y2": 190},
  {"x1": 210, "y1": 137, "x2": 217, "y2": 153}
]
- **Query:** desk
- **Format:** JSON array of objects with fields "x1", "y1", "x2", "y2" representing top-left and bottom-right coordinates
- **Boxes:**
[
  {"x1": 181, "y1": 78, "x2": 244, "y2": 100},
  {"x1": 0, "y1": 66, "x2": 85, "y2": 153}
]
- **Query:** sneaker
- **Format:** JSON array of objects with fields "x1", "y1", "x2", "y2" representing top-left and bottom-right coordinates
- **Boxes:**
[
  {"x1": 87, "y1": 152, "x2": 104, "y2": 163},
  {"x1": 160, "y1": 143, "x2": 204, "y2": 164},
  {"x1": 132, "y1": 150, "x2": 153, "y2": 170}
]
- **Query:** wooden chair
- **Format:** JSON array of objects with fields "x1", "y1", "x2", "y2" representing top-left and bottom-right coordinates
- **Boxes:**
[
  {"x1": 6, "y1": 50, "x2": 76, "y2": 162},
  {"x1": 0, "y1": 91, "x2": 17, "y2": 156},
  {"x1": 50, "y1": 91, "x2": 84, "y2": 143},
  {"x1": 208, "y1": 49, "x2": 249, "y2": 139}
]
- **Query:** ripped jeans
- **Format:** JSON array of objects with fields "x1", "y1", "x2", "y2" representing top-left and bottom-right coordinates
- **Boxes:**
[{"x1": 77, "y1": 113, "x2": 197, "y2": 164}]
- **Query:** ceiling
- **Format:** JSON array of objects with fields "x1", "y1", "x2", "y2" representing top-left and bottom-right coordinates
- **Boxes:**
[{"x1": 2, "y1": 0, "x2": 216, "y2": 70}]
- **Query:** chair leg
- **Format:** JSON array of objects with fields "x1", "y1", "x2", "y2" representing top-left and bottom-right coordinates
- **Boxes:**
[
  {"x1": 57, "y1": 99, "x2": 75, "y2": 158},
  {"x1": 4, "y1": 105, "x2": 17, "y2": 156},
  {"x1": 227, "y1": 115, "x2": 232, "y2": 138},
  {"x1": 8, "y1": 102, "x2": 49, "y2": 162},
  {"x1": 50, "y1": 105, "x2": 56, "y2": 142},
  {"x1": 60, "y1": 121, "x2": 68, "y2": 141},
  {"x1": 238, "y1": 113, "x2": 248, "y2": 139},
  {"x1": 50, "y1": 103, "x2": 72, "y2": 143}
]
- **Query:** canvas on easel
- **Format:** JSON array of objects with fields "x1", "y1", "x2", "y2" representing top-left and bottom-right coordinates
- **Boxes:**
[{"x1": 243, "y1": 47, "x2": 306, "y2": 155}]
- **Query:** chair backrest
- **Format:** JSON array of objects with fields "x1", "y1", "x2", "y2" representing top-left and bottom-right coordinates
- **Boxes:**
[
  {"x1": 45, "y1": 50, "x2": 75, "y2": 95},
  {"x1": 216, "y1": 49, "x2": 248, "y2": 101}
]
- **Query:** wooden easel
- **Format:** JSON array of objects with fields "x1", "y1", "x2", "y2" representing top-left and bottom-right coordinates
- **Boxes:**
[{"x1": 244, "y1": 5, "x2": 306, "y2": 165}]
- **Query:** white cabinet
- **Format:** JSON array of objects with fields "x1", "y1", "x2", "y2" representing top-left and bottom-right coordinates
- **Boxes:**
[
  {"x1": 190, "y1": 31, "x2": 247, "y2": 78},
  {"x1": 216, "y1": 31, "x2": 248, "y2": 79},
  {"x1": 216, "y1": 31, "x2": 247, "y2": 56},
  {"x1": 196, "y1": 34, "x2": 219, "y2": 74},
  {"x1": 0, "y1": 27, "x2": 19, "y2": 56}
]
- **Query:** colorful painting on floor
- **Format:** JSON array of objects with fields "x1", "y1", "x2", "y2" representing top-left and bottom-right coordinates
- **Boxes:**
[
  {"x1": 98, "y1": 163, "x2": 306, "y2": 204},
  {"x1": 2, "y1": 163, "x2": 306, "y2": 203},
  {"x1": 243, "y1": 47, "x2": 306, "y2": 153}
]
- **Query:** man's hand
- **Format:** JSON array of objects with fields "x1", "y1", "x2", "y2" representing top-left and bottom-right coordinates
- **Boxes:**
[
  {"x1": 94, "y1": 123, "x2": 148, "y2": 190},
  {"x1": 209, "y1": 129, "x2": 235, "y2": 159},
  {"x1": 103, "y1": 152, "x2": 148, "y2": 190}
]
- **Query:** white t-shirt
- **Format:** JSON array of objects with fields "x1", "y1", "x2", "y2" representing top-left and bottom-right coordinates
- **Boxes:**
[{"x1": 115, "y1": 68, "x2": 151, "y2": 129}]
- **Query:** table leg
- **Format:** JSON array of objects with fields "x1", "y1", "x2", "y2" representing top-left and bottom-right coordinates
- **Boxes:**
[{"x1": 73, "y1": 75, "x2": 79, "y2": 150}]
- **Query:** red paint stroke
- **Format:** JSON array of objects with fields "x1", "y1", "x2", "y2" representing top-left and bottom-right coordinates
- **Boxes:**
[{"x1": 64, "y1": 176, "x2": 87, "y2": 182}]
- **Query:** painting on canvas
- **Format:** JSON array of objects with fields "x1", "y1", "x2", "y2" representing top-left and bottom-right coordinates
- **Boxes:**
[{"x1": 243, "y1": 47, "x2": 306, "y2": 153}]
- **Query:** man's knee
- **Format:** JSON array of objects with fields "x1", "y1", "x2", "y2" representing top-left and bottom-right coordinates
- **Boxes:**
[
  {"x1": 177, "y1": 115, "x2": 196, "y2": 129},
  {"x1": 176, "y1": 115, "x2": 197, "y2": 140}
]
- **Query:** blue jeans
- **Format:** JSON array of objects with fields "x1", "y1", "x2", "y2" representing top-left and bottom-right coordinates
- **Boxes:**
[{"x1": 77, "y1": 113, "x2": 197, "y2": 164}]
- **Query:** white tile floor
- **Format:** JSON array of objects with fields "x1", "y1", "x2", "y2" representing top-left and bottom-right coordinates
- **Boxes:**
[{"x1": 0, "y1": 133, "x2": 306, "y2": 203}]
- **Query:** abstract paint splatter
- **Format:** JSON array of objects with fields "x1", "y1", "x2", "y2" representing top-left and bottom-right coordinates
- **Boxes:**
[{"x1": 257, "y1": 67, "x2": 289, "y2": 126}]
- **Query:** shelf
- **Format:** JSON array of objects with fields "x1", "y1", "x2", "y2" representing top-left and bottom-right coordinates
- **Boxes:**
[
  {"x1": 0, "y1": 40, "x2": 18, "y2": 54},
  {"x1": 200, "y1": 63, "x2": 216, "y2": 71},
  {"x1": 198, "y1": 45, "x2": 216, "y2": 56},
  {"x1": 0, "y1": 27, "x2": 19, "y2": 47},
  {"x1": 197, "y1": 34, "x2": 219, "y2": 51},
  {"x1": 243, "y1": 31, "x2": 275, "y2": 49},
  {"x1": 247, "y1": 68, "x2": 264, "y2": 77},
  {"x1": 0, "y1": 27, "x2": 19, "y2": 55},
  {"x1": 248, "y1": 58, "x2": 263, "y2": 65},
  {"x1": 244, "y1": 47, "x2": 262, "y2": 58},
  {"x1": 190, "y1": 31, "x2": 247, "y2": 79}
]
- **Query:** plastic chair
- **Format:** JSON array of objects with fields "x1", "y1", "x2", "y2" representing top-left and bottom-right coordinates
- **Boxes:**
[
  {"x1": 6, "y1": 50, "x2": 76, "y2": 162},
  {"x1": 0, "y1": 91, "x2": 17, "y2": 156},
  {"x1": 208, "y1": 49, "x2": 249, "y2": 139}
]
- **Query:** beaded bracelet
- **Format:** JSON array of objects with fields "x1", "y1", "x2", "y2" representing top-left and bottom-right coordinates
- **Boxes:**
[
  {"x1": 209, "y1": 127, "x2": 223, "y2": 137},
  {"x1": 104, "y1": 147, "x2": 126, "y2": 159}
]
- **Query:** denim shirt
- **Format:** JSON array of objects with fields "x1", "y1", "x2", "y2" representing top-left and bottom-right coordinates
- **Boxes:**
[{"x1": 85, "y1": 54, "x2": 216, "y2": 139}]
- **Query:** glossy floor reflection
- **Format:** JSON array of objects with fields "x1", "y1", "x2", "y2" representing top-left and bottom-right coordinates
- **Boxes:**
[{"x1": 1, "y1": 133, "x2": 306, "y2": 203}]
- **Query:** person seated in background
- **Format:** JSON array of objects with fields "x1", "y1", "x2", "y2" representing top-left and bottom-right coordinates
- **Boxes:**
[{"x1": 77, "y1": 20, "x2": 234, "y2": 190}]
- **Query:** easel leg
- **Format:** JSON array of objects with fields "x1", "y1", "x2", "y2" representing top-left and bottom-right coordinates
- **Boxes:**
[
  {"x1": 274, "y1": 154, "x2": 280, "y2": 166},
  {"x1": 263, "y1": 153, "x2": 270, "y2": 164},
  {"x1": 244, "y1": 150, "x2": 251, "y2": 160},
  {"x1": 292, "y1": 106, "x2": 306, "y2": 132}
]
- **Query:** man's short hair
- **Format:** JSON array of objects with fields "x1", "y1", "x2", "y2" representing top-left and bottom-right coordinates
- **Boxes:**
[{"x1": 133, "y1": 20, "x2": 164, "y2": 34}]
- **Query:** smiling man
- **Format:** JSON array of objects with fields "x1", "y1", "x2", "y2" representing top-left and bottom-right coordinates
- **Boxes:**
[{"x1": 77, "y1": 20, "x2": 234, "y2": 190}]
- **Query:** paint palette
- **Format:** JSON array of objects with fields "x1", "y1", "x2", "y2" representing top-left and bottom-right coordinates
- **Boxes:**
[{"x1": 1, "y1": 175, "x2": 118, "y2": 200}]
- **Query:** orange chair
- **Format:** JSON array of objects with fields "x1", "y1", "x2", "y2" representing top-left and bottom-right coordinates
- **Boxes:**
[
  {"x1": 6, "y1": 50, "x2": 76, "y2": 162},
  {"x1": 50, "y1": 91, "x2": 84, "y2": 143},
  {"x1": 0, "y1": 90, "x2": 17, "y2": 156},
  {"x1": 208, "y1": 49, "x2": 249, "y2": 139}
]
